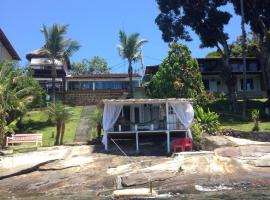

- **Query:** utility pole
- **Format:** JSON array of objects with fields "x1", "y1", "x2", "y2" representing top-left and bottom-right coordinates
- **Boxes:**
[{"x1": 241, "y1": 0, "x2": 247, "y2": 119}]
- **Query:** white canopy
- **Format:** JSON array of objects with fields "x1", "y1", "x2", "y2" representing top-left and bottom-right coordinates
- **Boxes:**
[
  {"x1": 169, "y1": 101, "x2": 194, "y2": 138},
  {"x1": 102, "y1": 104, "x2": 123, "y2": 145}
]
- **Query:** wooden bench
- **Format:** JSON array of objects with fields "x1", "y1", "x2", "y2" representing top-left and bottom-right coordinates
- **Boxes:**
[{"x1": 6, "y1": 134, "x2": 43, "y2": 147}]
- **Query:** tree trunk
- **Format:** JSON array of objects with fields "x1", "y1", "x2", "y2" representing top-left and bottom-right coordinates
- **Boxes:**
[
  {"x1": 0, "y1": 127, "x2": 4, "y2": 149},
  {"x1": 220, "y1": 47, "x2": 238, "y2": 113},
  {"x1": 128, "y1": 60, "x2": 133, "y2": 98},
  {"x1": 241, "y1": 0, "x2": 247, "y2": 119},
  {"x1": 51, "y1": 59, "x2": 57, "y2": 104},
  {"x1": 54, "y1": 120, "x2": 61, "y2": 145},
  {"x1": 60, "y1": 122, "x2": 65, "y2": 145}
]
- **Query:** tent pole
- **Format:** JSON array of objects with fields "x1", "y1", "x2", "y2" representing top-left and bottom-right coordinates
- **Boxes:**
[
  {"x1": 166, "y1": 131, "x2": 170, "y2": 153},
  {"x1": 136, "y1": 132, "x2": 139, "y2": 153}
]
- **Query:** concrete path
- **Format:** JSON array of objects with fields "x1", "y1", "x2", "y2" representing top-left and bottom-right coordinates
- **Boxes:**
[{"x1": 74, "y1": 105, "x2": 96, "y2": 142}]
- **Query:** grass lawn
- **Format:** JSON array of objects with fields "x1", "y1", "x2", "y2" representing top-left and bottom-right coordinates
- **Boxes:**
[
  {"x1": 209, "y1": 98, "x2": 270, "y2": 132},
  {"x1": 219, "y1": 113, "x2": 270, "y2": 132},
  {"x1": 19, "y1": 106, "x2": 83, "y2": 146}
]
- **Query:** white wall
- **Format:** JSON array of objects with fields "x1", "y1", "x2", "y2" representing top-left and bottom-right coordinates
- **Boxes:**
[{"x1": 0, "y1": 41, "x2": 12, "y2": 61}]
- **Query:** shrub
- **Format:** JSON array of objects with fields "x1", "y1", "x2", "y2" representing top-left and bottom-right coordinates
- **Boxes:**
[
  {"x1": 194, "y1": 106, "x2": 220, "y2": 135},
  {"x1": 251, "y1": 109, "x2": 260, "y2": 131},
  {"x1": 191, "y1": 120, "x2": 204, "y2": 150},
  {"x1": 89, "y1": 107, "x2": 103, "y2": 139}
]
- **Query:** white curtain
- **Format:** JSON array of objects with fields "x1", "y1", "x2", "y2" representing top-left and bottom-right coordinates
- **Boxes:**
[
  {"x1": 102, "y1": 104, "x2": 123, "y2": 145},
  {"x1": 169, "y1": 102, "x2": 194, "y2": 138}
]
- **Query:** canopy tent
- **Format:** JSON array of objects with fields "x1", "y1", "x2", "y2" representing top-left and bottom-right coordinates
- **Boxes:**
[{"x1": 102, "y1": 98, "x2": 194, "y2": 153}]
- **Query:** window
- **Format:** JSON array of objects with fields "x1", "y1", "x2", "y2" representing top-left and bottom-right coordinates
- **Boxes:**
[
  {"x1": 248, "y1": 63, "x2": 257, "y2": 71},
  {"x1": 95, "y1": 81, "x2": 139, "y2": 90},
  {"x1": 203, "y1": 80, "x2": 210, "y2": 90},
  {"x1": 231, "y1": 63, "x2": 243, "y2": 72},
  {"x1": 80, "y1": 81, "x2": 93, "y2": 90},
  {"x1": 241, "y1": 79, "x2": 254, "y2": 91},
  {"x1": 68, "y1": 81, "x2": 93, "y2": 90}
]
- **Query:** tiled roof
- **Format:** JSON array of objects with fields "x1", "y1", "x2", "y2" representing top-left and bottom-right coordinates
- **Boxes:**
[{"x1": 0, "y1": 28, "x2": 20, "y2": 60}]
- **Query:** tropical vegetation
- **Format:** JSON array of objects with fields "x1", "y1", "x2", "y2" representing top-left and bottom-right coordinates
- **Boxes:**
[
  {"x1": 117, "y1": 30, "x2": 147, "y2": 97},
  {"x1": 0, "y1": 61, "x2": 44, "y2": 148}
]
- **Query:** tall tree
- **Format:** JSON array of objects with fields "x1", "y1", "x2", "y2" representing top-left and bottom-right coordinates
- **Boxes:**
[
  {"x1": 155, "y1": 0, "x2": 238, "y2": 112},
  {"x1": 117, "y1": 31, "x2": 147, "y2": 97},
  {"x1": 41, "y1": 24, "x2": 80, "y2": 103},
  {"x1": 231, "y1": 0, "x2": 270, "y2": 105},
  {"x1": 149, "y1": 43, "x2": 205, "y2": 101}
]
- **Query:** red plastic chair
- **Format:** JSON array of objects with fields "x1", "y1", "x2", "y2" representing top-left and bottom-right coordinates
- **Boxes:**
[{"x1": 173, "y1": 138, "x2": 193, "y2": 152}]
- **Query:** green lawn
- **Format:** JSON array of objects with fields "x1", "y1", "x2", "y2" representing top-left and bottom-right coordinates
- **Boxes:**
[
  {"x1": 219, "y1": 113, "x2": 270, "y2": 132},
  {"x1": 208, "y1": 98, "x2": 270, "y2": 132},
  {"x1": 20, "y1": 106, "x2": 83, "y2": 146}
]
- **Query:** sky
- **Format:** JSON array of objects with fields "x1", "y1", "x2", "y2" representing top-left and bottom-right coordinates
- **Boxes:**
[{"x1": 1, "y1": 0, "x2": 245, "y2": 73}]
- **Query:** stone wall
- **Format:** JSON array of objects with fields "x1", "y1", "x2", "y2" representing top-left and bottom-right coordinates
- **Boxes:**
[{"x1": 63, "y1": 90, "x2": 127, "y2": 105}]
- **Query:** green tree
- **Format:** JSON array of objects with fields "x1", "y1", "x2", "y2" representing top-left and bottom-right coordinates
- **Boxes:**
[
  {"x1": 41, "y1": 24, "x2": 80, "y2": 103},
  {"x1": 48, "y1": 103, "x2": 73, "y2": 145},
  {"x1": 155, "y1": 0, "x2": 238, "y2": 112},
  {"x1": 149, "y1": 43, "x2": 205, "y2": 100},
  {"x1": 0, "y1": 61, "x2": 40, "y2": 148},
  {"x1": 117, "y1": 31, "x2": 147, "y2": 97},
  {"x1": 205, "y1": 51, "x2": 222, "y2": 58},
  {"x1": 71, "y1": 61, "x2": 88, "y2": 75},
  {"x1": 88, "y1": 56, "x2": 111, "y2": 74}
]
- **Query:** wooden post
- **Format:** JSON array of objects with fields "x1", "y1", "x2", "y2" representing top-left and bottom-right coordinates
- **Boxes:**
[
  {"x1": 136, "y1": 132, "x2": 139, "y2": 153},
  {"x1": 105, "y1": 132, "x2": 108, "y2": 151},
  {"x1": 166, "y1": 131, "x2": 170, "y2": 153},
  {"x1": 166, "y1": 102, "x2": 169, "y2": 130}
]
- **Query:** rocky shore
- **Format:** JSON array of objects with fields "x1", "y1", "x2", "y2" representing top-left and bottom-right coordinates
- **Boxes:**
[{"x1": 0, "y1": 136, "x2": 270, "y2": 199}]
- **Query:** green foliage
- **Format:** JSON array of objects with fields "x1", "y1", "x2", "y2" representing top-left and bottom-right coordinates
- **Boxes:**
[
  {"x1": 0, "y1": 61, "x2": 42, "y2": 148},
  {"x1": 71, "y1": 56, "x2": 111, "y2": 75},
  {"x1": 148, "y1": 43, "x2": 205, "y2": 102},
  {"x1": 71, "y1": 61, "x2": 88, "y2": 75},
  {"x1": 205, "y1": 33, "x2": 260, "y2": 58},
  {"x1": 48, "y1": 103, "x2": 73, "y2": 145},
  {"x1": 251, "y1": 109, "x2": 260, "y2": 131},
  {"x1": 194, "y1": 106, "x2": 220, "y2": 135},
  {"x1": 117, "y1": 30, "x2": 147, "y2": 97},
  {"x1": 205, "y1": 51, "x2": 221, "y2": 58},
  {"x1": 89, "y1": 107, "x2": 103, "y2": 139},
  {"x1": 191, "y1": 120, "x2": 203, "y2": 150},
  {"x1": 88, "y1": 56, "x2": 110, "y2": 74}
]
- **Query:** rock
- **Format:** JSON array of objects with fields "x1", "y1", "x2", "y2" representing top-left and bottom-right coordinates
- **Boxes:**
[{"x1": 113, "y1": 188, "x2": 157, "y2": 199}]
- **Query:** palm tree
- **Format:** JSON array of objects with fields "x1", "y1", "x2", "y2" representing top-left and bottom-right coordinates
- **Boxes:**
[
  {"x1": 48, "y1": 103, "x2": 73, "y2": 145},
  {"x1": 41, "y1": 24, "x2": 80, "y2": 103},
  {"x1": 117, "y1": 31, "x2": 147, "y2": 97}
]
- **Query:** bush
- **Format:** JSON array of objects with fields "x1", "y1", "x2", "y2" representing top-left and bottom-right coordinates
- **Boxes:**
[
  {"x1": 251, "y1": 109, "x2": 260, "y2": 131},
  {"x1": 191, "y1": 120, "x2": 204, "y2": 150},
  {"x1": 194, "y1": 106, "x2": 220, "y2": 135},
  {"x1": 89, "y1": 107, "x2": 103, "y2": 139}
]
